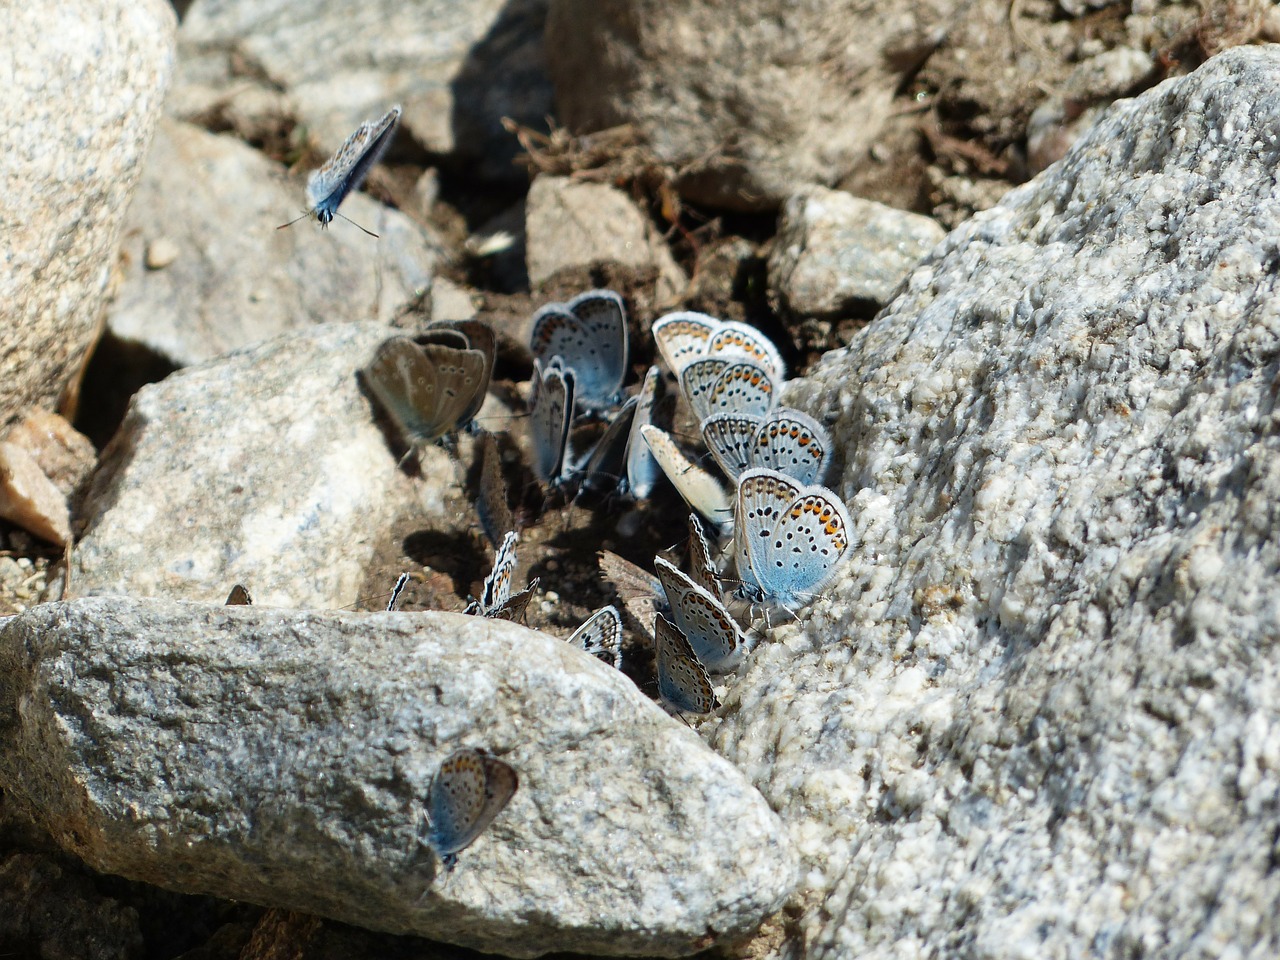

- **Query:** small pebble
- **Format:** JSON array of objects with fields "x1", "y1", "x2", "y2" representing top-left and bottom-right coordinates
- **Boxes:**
[{"x1": 145, "y1": 236, "x2": 180, "y2": 270}]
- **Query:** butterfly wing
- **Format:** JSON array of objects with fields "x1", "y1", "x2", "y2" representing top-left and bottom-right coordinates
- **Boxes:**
[
  {"x1": 425, "y1": 319, "x2": 496, "y2": 427},
  {"x1": 700, "y1": 412, "x2": 763, "y2": 482},
  {"x1": 492, "y1": 578, "x2": 538, "y2": 623},
  {"x1": 753, "y1": 409, "x2": 832, "y2": 485},
  {"x1": 225, "y1": 584, "x2": 252, "y2": 605},
  {"x1": 566, "y1": 605, "x2": 624, "y2": 669},
  {"x1": 529, "y1": 359, "x2": 576, "y2": 486},
  {"x1": 530, "y1": 290, "x2": 627, "y2": 410},
  {"x1": 654, "y1": 615, "x2": 719, "y2": 715},
  {"x1": 578, "y1": 398, "x2": 637, "y2": 498},
  {"x1": 678, "y1": 358, "x2": 729, "y2": 424},
  {"x1": 476, "y1": 432, "x2": 515, "y2": 548},
  {"x1": 363, "y1": 337, "x2": 440, "y2": 448},
  {"x1": 651, "y1": 311, "x2": 717, "y2": 375},
  {"x1": 733, "y1": 467, "x2": 803, "y2": 603},
  {"x1": 426, "y1": 749, "x2": 518, "y2": 864},
  {"x1": 705, "y1": 320, "x2": 786, "y2": 380},
  {"x1": 623, "y1": 366, "x2": 663, "y2": 500},
  {"x1": 598, "y1": 550, "x2": 664, "y2": 634},
  {"x1": 639, "y1": 425, "x2": 732, "y2": 532},
  {"x1": 687, "y1": 512, "x2": 724, "y2": 604},
  {"x1": 705, "y1": 361, "x2": 777, "y2": 419},
  {"x1": 478, "y1": 531, "x2": 519, "y2": 613},
  {"x1": 654, "y1": 558, "x2": 743, "y2": 672},
  {"x1": 417, "y1": 343, "x2": 488, "y2": 439}
]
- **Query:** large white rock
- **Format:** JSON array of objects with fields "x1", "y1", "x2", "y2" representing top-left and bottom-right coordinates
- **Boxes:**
[
  {"x1": 0, "y1": 0, "x2": 173, "y2": 420},
  {"x1": 67, "y1": 324, "x2": 448, "y2": 608},
  {"x1": 0, "y1": 599, "x2": 798, "y2": 957},
  {"x1": 716, "y1": 46, "x2": 1280, "y2": 958}
]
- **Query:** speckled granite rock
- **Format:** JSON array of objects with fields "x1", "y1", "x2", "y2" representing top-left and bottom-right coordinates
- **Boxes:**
[
  {"x1": 66, "y1": 324, "x2": 449, "y2": 608},
  {"x1": 0, "y1": 598, "x2": 798, "y2": 957},
  {"x1": 0, "y1": 0, "x2": 173, "y2": 421},
  {"x1": 717, "y1": 46, "x2": 1280, "y2": 959}
]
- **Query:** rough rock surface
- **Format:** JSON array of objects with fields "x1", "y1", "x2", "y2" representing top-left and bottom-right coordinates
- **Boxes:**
[
  {"x1": 0, "y1": 598, "x2": 798, "y2": 957},
  {"x1": 545, "y1": 0, "x2": 964, "y2": 211},
  {"x1": 67, "y1": 324, "x2": 449, "y2": 608},
  {"x1": 0, "y1": 0, "x2": 174, "y2": 420},
  {"x1": 109, "y1": 119, "x2": 441, "y2": 367},
  {"x1": 716, "y1": 47, "x2": 1280, "y2": 959},
  {"x1": 768, "y1": 186, "x2": 945, "y2": 317},
  {"x1": 172, "y1": 0, "x2": 553, "y2": 182},
  {"x1": 524, "y1": 176, "x2": 687, "y2": 302}
]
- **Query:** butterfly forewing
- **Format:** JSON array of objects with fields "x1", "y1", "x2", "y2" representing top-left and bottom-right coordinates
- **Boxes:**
[
  {"x1": 701, "y1": 412, "x2": 764, "y2": 481},
  {"x1": 652, "y1": 311, "x2": 717, "y2": 375},
  {"x1": 733, "y1": 468, "x2": 802, "y2": 602},
  {"x1": 529, "y1": 359, "x2": 575, "y2": 486},
  {"x1": 753, "y1": 410, "x2": 831, "y2": 485},
  {"x1": 566, "y1": 605, "x2": 624, "y2": 669},
  {"x1": 225, "y1": 584, "x2": 253, "y2": 605},
  {"x1": 426, "y1": 748, "x2": 518, "y2": 866},
  {"x1": 654, "y1": 616, "x2": 719, "y2": 715},
  {"x1": 705, "y1": 361, "x2": 777, "y2": 420},
  {"x1": 705, "y1": 320, "x2": 786, "y2": 380},
  {"x1": 623, "y1": 366, "x2": 663, "y2": 500}
]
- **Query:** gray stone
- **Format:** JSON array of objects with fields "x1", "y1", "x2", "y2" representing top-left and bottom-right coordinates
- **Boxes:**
[
  {"x1": 525, "y1": 176, "x2": 686, "y2": 300},
  {"x1": 716, "y1": 47, "x2": 1280, "y2": 958},
  {"x1": 768, "y1": 187, "x2": 945, "y2": 317},
  {"x1": 172, "y1": 0, "x2": 553, "y2": 183},
  {"x1": 545, "y1": 0, "x2": 963, "y2": 212},
  {"x1": 0, "y1": 598, "x2": 798, "y2": 957},
  {"x1": 0, "y1": 0, "x2": 173, "y2": 421},
  {"x1": 67, "y1": 324, "x2": 451, "y2": 608},
  {"x1": 109, "y1": 119, "x2": 441, "y2": 367}
]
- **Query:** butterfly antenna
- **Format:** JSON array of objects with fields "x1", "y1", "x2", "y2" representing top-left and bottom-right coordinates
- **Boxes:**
[
  {"x1": 276, "y1": 210, "x2": 311, "y2": 231},
  {"x1": 337, "y1": 210, "x2": 380, "y2": 238}
]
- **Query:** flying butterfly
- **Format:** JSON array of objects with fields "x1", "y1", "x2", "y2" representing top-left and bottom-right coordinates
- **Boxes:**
[{"x1": 279, "y1": 106, "x2": 401, "y2": 237}]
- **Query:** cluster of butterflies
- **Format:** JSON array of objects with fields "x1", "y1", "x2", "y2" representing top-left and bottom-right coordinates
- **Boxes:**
[{"x1": 271, "y1": 106, "x2": 853, "y2": 870}]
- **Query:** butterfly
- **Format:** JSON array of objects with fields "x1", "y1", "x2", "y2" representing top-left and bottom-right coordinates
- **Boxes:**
[
  {"x1": 598, "y1": 550, "x2": 665, "y2": 634},
  {"x1": 362, "y1": 332, "x2": 491, "y2": 454},
  {"x1": 652, "y1": 312, "x2": 786, "y2": 380},
  {"x1": 279, "y1": 106, "x2": 401, "y2": 237},
  {"x1": 386, "y1": 572, "x2": 410, "y2": 611},
  {"x1": 639, "y1": 424, "x2": 732, "y2": 532},
  {"x1": 679, "y1": 358, "x2": 778, "y2": 424},
  {"x1": 475, "y1": 431, "x2": 515, "y2": 548},
  {"x1": 465, "y1": 531, "x2": 537, "y2": 621},
  {"x1": 416, "y1": 319, "x2": 497, "y2": 430},
  {"x1": 575, "y1": 366, "x2": 664, "y2": 502},
  {"x1": 686, "y1": 511, "x2": 725, "y2": 604},
  {"x1": 566, "y1": 605, "x2": 624, "y2": 669},
  {"x1": 422, "y1": 748, "x2": 518, "y2": 871},
  {"x1": 733, "y1": 468, "x2": 853, "y2": 613},
  {"x1": 654, "y1": 558, "x2": 744, "y2": 673},
  {"x1": 701, "y1": 408, "x2": 832, "y2": 485},
  {"x1": 528, "y1": 358, "x2": 576, "y2": 490},
  {"x1": 529, "y1": 290, "x2": 628, "y2": 412},
  {"x1": 225, "y1": 584, "x2": 252, "y2": 605},
  {"x1": 653, "y1": 615, "x2": 719, "y2": 716}
]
